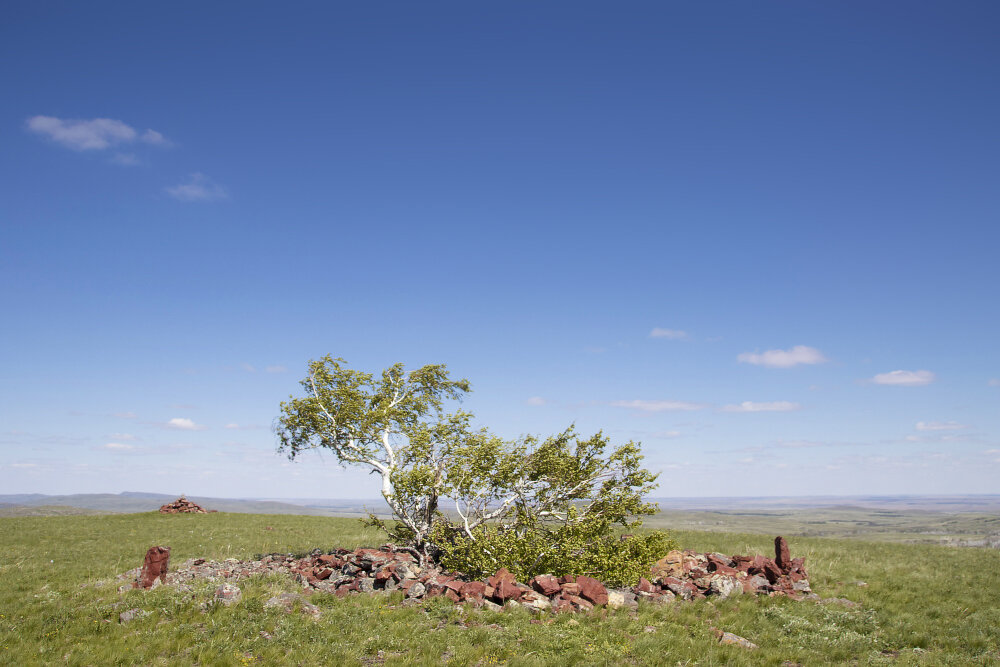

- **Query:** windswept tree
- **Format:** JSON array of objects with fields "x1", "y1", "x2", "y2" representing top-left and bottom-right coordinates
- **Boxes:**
[
  {"x1": 276, "y1": 357, "x2": 673, "y2": 580},
  {"x1": 275, "y1": 356, "x2": 479, "y2": 554}
]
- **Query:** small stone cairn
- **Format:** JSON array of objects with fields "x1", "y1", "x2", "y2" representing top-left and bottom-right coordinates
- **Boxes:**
[
  {"x1": 158, "y1": 495, "x2": 213, "y2": 514},
  {"x1": 122, "y1": 535, "x2": 812, "y2": 613}
]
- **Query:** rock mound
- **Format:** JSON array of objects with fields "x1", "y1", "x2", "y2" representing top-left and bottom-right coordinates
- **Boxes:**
[
  {"x1": 158, "y1": 495, "x2": 212, "y2": 514},
  {"x1": 120, "y1": 535, "x2": 814, "y2": 613}
]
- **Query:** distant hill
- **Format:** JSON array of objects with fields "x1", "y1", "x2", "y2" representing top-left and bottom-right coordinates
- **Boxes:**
[{"x1": 0, "y1": 493, "x2": 332, "y2": 516}]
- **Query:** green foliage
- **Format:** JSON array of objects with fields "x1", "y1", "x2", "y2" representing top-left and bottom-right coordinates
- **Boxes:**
[
  {"x1": 276, "y1": 358, "x2": 665, "y2": 574},
  {"x1": 432, "y1": 522, "x2": 678, "y2": 587}
]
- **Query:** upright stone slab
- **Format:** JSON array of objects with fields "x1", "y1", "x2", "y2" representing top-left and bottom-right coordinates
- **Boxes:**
[
  {"x1": 135, "y1": 546, "x2": 171, "y2": 589},
  {"x1": 774, "y1": 536, "x2": 791, "y2": 572}
]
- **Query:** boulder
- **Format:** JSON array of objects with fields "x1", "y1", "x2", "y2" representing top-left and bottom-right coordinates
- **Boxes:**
[
  {"x1": 775, "y1": 536, "x2": 791, "y2": 572},
  {"x1": 576, "y1": 576, "x2": 609, "y2": 606},
  {"x1": 708, "y1": 575, "x2": 742, "y2": 599},
  {"x1": 487, "y1": 568, "x2": 520, "y2": 602},
  {"x1": 530, "y1": 574, "x2": 561, "y2": 597},
  {"x1": 134, "y1": 546, "x2": 171, "y2": 589},
  {"x1": 649, "y1": 550, "x2": 684, "y2": 582}
]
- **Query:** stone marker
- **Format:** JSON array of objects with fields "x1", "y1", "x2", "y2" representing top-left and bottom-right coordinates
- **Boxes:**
[
  {"x1": 134, "y1": 546, "x2": 170, "y2": 589},
  {"x1": 775, "y1": 536, "x2": 791, "y2": 572}
]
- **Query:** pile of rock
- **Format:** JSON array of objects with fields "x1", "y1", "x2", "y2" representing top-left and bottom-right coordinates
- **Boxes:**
[
  {"x1": 643, "y1": 536, "x2": 811, "y2": 601},
  {"x1": 126, "y1": 535, "x2": 811, "y2": 612},
  {"x1": 158, "y1": 496, "x2": 212, "y2": 514}
]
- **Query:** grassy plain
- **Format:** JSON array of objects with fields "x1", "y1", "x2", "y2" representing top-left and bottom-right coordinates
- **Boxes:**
[{"x1": 1, "y1": 512, "x2": 998, "y2": 666}]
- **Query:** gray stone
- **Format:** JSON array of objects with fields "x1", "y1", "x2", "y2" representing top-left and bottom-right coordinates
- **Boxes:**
[
  {"x1": 405, "y1": 582, "x2": 425, "y2": 598},
  {"x1": 118, "y1": 608, "x2": 149, "y2": 623},
  {"x1": 708, "y1": 575, "x2": 742, "y2": 599},
  {"x1": 718, "y1": 631, "x2": 757, "y2": 649},
  {"x1": 214, "y1": 583, "x2": 242, "y2": 605}
]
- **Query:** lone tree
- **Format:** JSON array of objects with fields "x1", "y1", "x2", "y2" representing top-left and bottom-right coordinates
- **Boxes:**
[{"x1": 276, "y1": 357, "x2": 672, "y2": 580}]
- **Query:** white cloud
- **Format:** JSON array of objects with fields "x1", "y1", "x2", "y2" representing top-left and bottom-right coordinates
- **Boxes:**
[
  {"x1": 871, "y1": 370, "x2": 935, "y2": 386},
  {"x1": 610, "y1": 399, "x2": 705, "y2": 412},
  {"x1": 26, "y1": 115, "x2": 167, "y2": 151},
  {"x1": 167, "y1": 417, "x2": 206, "y2": 431},
  {"x1": 985, "y1": 449, "x2": 1000, "y2": 455},
  {"x1": 916, "y1": 421, "x2": 967, "y2": 432},
  {"x1": 721, "y1": 401, "x2": 801, "y2": 413},
  {"x1": 265, "y1": 365, "x2": 287, "y2": 374},
  {"x1": 140, "y1": 129, "x2": 167, "y2": 145},
  {"x1": 649, "y1": 328, "x2": 688, "y2": 340},
  {"x1": 102, "y1": 442, "x2": 136, "y2": 451},
  {"x1": 165, "y1": 173, "x2": 228, "y2": 202},
  {"x1": 526, "y1": 397, "x2": 548, "y2": 406},
  {"x1": 9, "y1": 463, "x2": 39, "y2": 469},
  {"x1": 225, "y1": 423, "x2": 241, "y2": 430},
  {"x1": 737, "y1": 345, "x2": 828, "y2": 368}
]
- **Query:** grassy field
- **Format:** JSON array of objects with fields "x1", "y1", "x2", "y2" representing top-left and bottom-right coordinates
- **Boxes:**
[
  {"x1": 644, "y1": 508, "x2": 1000, "y2": 548},
  {"x1": 1, "y1": 512, "x2": 999, "y2": 666}
]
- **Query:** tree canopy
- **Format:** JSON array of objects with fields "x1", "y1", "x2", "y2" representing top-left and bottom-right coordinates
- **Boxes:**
[{"x1": 276, "y1": 357, "x2": 670, "y2": 578}]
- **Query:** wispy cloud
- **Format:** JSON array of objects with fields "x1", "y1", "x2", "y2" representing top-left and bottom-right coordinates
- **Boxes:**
[
  {"x1": 224, "y1": 423, "x2": 264, "y2": 431},
  {"x1": 26, "y1": 115, "x2": 168, "y2": 151},
  {"x1": 610, "y1": 399, "x2": 705, "y2": 412},
  {"x1": 100, "y1": 442, "x2": 137, "y2": 452},
  {"x1": 265, "y1": 365, "x2": 287, "y2": 374},
  {"x1": 166, "y1": 417, "x2": 206, "y2": 431},
  {"x1": 166, "y1": 173, "x2": 228, "y2": 202},
  {"x1": 721, "y1": 401, "x2": 801, "y2": 413},
  {"x1": 649, "y1": 328, "x2": 688, "y2": 340},
  {"x1": 526, "y1": 397, "x2": 548, "y2": 406},
  {"x1": 871, "y1": 370, "x2": 935, "y2": 386},
  {"x1": 916, "y1": 421, "x2": 967, "y2": 432},
  {"x1": 109, "y1": 432, "x2": 138, "y2": 441},
  {"x1": 737, "y1": 345, "x2": 827, "y2": 368},
  {"x1": 990, "y1": 379, "x2": 1000, "y2": 387},
  {"x1": 114, "y1": 412, "x2": 138, "y2": 419}
]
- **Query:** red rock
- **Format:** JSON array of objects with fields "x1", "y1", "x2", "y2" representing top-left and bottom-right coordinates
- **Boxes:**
[
  {"x1": 560, "y1": 582, "x2": 581, "y2": 596},
  {"x1": 399, "y1": 579, "x2": 418, "y2": 592},
  {"x1": 530, "y1": 575, "x2": 561, "y2": 597},
  {"x1": 558, "y1": 575, "x2": 576, "y2": 585},
  {"x1": 576, "y1": 576, "x2": 608, "y2": 606},
  {"x1": 444, "y1": 588, "x2": 461, "y2": 603},
  {"x1": 711, "y1": 564, "x2": 739, "y2": 576},
  {"x1": 565, "y1": 594, "x2": 594, "y2": 611},
  {"x1": 550, "y1": 595, "x2": 574, "y2": 612},
  {"x1": 134, "y1": 546, "x2": 170, "y2": 589},
  {"x1": 488, "y1": 568, "x2": 520, "y2": 602},
  {"x1": 444, "y1": 579, "x2": 464, "y2": 593},
  {"x1": 775, "y1": 536, "x2": 791, "y2": 572},
  {"x1": 635, "y1": 577, "x2": 656, "y2": 594},
  {"x1": 315, "y1": 568, "x2": 333, "y2": 581},
  {"x1": 762, "y1": 559, "x2": 783, "y2": 584},
  {"x1": 317, "y1": 554, "x2": 343, "y2": 567},
  {"x1": 460, "y1": 581, "x2": 487, "y2": 601}
]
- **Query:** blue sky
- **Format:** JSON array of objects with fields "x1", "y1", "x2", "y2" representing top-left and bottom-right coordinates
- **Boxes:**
[{"x1": 2, "y1": 1, "x2": 998, "y2": 499}]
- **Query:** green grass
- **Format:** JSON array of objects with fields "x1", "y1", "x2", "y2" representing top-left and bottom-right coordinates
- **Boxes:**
[
  {"x1": 1, "y1": 513, "x2": 999, "y2": 665},
  {"x1": 643, "y1": 508, "x2": 1000, "y2": 547}
]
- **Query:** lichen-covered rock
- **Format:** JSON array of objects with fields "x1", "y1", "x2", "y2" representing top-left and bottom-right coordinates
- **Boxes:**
[{"x1": 214, "y1": 583, "x2": 242, "y2": 605}]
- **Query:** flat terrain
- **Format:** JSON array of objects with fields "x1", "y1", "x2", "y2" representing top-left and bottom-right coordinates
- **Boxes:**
[{"x1": 1, "y1": 512, "x2": 998, "y2": 665}]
